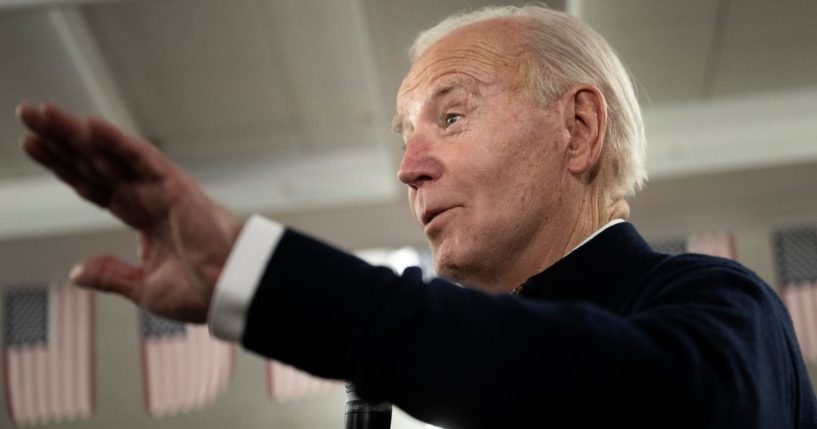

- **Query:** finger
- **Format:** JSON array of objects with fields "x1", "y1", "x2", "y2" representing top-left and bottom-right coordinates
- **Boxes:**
[
  {"x1": 21, "y1": 132, "x2": 61, "y2": 168},
  {"x1": 39, "y1": 102, "x2": 87, "y2": 168},
  {"x1": 20, "y1": 101, "x2": 85, "y2": 154},
  {"x1": 70, "y1": 255, "x2": 142, "y2": 303},
  {"x1": 72, "y1": 181, "x2": 114, "y2": 207},
  {"x1": 81, "y1": 125, "x2": 142, "y2": 186},
  {"x1": 16, "y1": 100, "x2": 45, "y2": 134},
  {"x1": 38, "y1": 107, "x2": 129, "y2": 184},
  {"x1": 19, "y1": 102, "x2": 84, "y2": 169},
  {"x1": 87, "y1": 116, "x2": 170, "y2": 181},
  {"x1": 25, "y1": 104, "x2": 174, "y2": 184},
  {"x1": 26, "y1": 103, "x2": 142, "y2": 185},
  {"x1": 21, "y1": 134, "x2": 113, "y2": 207},
  {"x1": 41, "y1": 101, "x2": 86, "y2": 143},
  {"x1": 22, "y1": 133, "x2": 83, "y2": 184}
]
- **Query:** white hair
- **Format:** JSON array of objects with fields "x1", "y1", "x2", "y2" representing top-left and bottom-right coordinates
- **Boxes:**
[{"x1": 411, "y1": 4, "x2": 647, "y2": 198}]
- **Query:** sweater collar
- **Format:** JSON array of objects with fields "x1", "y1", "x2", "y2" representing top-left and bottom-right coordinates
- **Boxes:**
[
  {"x1": 516, "y1": 222, "x2": 658, "y2": 310},
  {"x1": 565, "y1": 218, "x2": 626, "y2": 256}
]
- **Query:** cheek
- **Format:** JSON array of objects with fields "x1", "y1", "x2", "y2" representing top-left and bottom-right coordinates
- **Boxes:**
[
  {"x1": 472, "y1": 150, "x2": 562, "y2": 224},
  {"x1": 406, "y1": 188, "x2": 418, "y2": 215},
  {"x1": 479, "y1": 151, "x2": 542, "y2": 197}
]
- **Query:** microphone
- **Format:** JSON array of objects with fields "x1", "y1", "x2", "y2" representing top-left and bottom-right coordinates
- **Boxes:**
[{"x1": 345, "y1": 382, "x2": 392, "y2": 429}]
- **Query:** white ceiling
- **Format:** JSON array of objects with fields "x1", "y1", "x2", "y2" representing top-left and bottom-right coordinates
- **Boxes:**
[{"x1": 1, "y1": 0, "x2": 816, "y2": 239}]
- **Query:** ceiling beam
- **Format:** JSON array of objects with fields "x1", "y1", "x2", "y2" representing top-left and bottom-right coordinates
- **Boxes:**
[
  {"x1": 47, "y1": 5, "x2": 140, "y2": 133},
  {"x1": 565, "y1": 0, "x2": 584, "y2": 17},
  {"x1": 349, "y1": 0, "x2": 393, "y2": 153},
  {"x1": 0, "y1": 0, "x2": 129, "y2": 11},
  {"x1": 644, "y1": 88, "x2": 817, "y2": 178},
  {"x1": 0, "y1": 144, "x2": 397, "y2": 240}
]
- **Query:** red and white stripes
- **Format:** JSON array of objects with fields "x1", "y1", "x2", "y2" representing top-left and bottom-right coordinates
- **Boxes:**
[
  {"x1": 3, "y1": 284, "x2": 94, "y2": 426},
  {"x1": 781, "y1": 282, "x2": 817, "y2": 363},
  {"x1": 267, "y1": 360, "x2": 337, "y2": 403},
  {"x1": 141, "y1": 324, "x2": 233, "y2": 417},
  {"x1": 687, "y1": 231, "x2": 736, "y2": 259}
]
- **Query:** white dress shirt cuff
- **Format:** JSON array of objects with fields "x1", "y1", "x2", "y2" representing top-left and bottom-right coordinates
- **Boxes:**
[{"x1": 208, "y1": 214, "x2": 285, "y2": 342}]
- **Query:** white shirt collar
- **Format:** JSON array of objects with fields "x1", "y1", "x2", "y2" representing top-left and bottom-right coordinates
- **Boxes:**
[{"x1": 565, "y1": 218, "x2": 626, "y2": 256}]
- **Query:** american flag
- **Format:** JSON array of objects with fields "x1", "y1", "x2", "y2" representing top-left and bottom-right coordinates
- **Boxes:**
[
  {"x1": 2, "y1": 283, "x2": 95, "y2": 426},
  {"x1": 267, "y1": 360, "x2": 337, "y2": 403},
  {"x1": 773, "y1": 226, "x2": 817, "y2": 364},
  {"x1": 687, "y1": 231, "x2": 737, "y2": 259},
  {"x1": 649, "y1": 236, "x2": 688, "y2": 255},
  {"x1": 139, "y1": 311, "x2": 234, "y2": 417},
  {"x1": 650, "y1": 230, "x2": 736, "y2": 259}
]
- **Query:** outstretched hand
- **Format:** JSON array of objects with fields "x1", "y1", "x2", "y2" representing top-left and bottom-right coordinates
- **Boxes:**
[{"x1": 17, "y1": 101, "x2": 242, "y2": 323}]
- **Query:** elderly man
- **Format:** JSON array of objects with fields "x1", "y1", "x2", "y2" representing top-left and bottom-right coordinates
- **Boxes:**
[{"x1": 17, "y1": 5, "x2": 816, "y2": 428}]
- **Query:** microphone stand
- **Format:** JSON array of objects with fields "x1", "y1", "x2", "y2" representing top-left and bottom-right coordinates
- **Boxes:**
[{"x1": 345, "y1": 382, "x2": 392, "y2": 429}]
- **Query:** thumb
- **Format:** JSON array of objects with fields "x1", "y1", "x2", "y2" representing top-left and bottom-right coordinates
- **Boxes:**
[{"x1": 70, "y1": 255, "x2": 142, "y2": 303}]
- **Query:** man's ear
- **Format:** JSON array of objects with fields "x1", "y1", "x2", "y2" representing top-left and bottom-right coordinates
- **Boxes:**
[{"x1": 563, "y1": 84, "x2": 606, "y2": 175}]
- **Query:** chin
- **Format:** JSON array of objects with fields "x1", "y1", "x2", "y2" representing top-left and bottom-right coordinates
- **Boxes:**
[
  {"x1": 431, "y1": 246, "x2": 476, "y2": 287},
  {"x1": 431, "y1": 236, "x2": 493, "y2": 284},
  {"x1": 431, "y1": 247, "x2": 460, "y2": 279},
  {"x1": 431, "y1": 243, "x2": 507, "y2": 293}
]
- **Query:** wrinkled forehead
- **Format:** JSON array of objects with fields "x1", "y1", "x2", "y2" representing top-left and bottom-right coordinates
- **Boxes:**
[{"x1": 396, "y1": 19, "x2": 527, "y2": 111}]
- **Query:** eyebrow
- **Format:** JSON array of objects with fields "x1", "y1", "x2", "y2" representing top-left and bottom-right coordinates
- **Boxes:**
[
  {"x1": 391, "y1": 114, "x2": 405, "y2": 136},
  {"x1": 392, "y1": 79, "x2": 474, "y2": 136}
]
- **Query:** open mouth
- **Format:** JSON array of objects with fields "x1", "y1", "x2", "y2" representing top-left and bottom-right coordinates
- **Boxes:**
[{"x1": 421, "y1": 207, "x2": 451, "y2": 226}]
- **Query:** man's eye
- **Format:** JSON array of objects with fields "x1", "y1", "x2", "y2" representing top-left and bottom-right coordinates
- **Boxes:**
[{"x1": 445, "y1": 113, "x2": 462, "y2": 127}]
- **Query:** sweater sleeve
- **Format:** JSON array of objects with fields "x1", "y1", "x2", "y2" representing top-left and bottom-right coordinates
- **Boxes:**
[{"x1": 238, "y1": 228, "x2": 806, "y2": 429}]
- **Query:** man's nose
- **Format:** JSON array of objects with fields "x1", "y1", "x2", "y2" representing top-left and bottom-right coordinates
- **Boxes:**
[{"x1": 397, "y1": 134, "x2": 442, "y2": 189}]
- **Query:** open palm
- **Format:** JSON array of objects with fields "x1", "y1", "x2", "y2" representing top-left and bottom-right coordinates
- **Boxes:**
[{"x1": 18, "y1": 101, "x2": 240, "y2": 323}]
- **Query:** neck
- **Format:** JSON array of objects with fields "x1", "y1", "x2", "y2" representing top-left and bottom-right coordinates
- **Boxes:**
[
  {"x1": 462, "y1": 188, "x2": 629, "y2": 293},
  {"x1": 560, "y1": 190, "x2": 629, "y2": 257}
]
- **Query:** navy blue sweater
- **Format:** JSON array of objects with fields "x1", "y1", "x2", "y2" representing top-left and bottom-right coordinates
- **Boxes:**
[{"x1": 242, "y1": 222, "x2": 817, "y2": 428}]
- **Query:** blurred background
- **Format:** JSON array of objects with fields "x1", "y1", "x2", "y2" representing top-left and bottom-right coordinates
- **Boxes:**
[{"x1": 1, "y1": 0, "x2": 816, "y2": 427}]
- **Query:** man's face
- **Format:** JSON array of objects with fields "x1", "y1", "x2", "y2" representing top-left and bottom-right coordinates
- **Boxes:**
[{"x1": 395, "y1": 20, "x2": 574, "y2": 291}]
